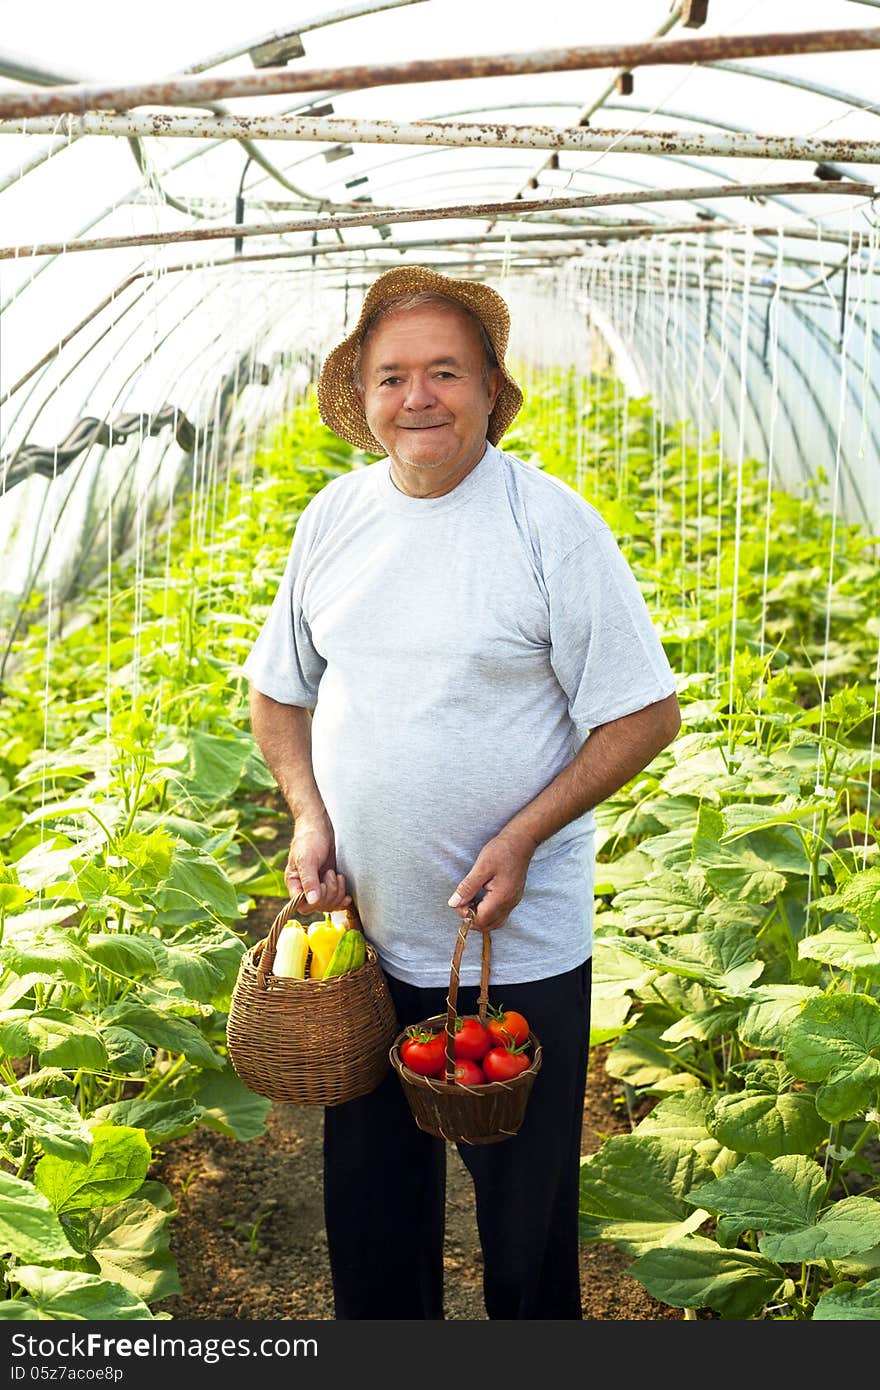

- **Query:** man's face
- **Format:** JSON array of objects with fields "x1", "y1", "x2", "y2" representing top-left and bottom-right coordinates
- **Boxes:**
[{"x1": 357, "y1": 303, "x2": 501, "y2": 489}]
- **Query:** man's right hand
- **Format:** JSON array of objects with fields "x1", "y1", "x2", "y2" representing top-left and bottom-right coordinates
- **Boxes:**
[{"x1": 284, "y1": 812, "x2": 352, "y2": 913}]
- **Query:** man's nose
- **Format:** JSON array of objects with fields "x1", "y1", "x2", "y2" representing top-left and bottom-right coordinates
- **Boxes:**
[{"x1": 402, "y1": 373, "x2": 438, "y2": 410}]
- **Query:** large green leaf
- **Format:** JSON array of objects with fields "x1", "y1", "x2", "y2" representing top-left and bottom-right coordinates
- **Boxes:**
[
  {"x1": 628, "y1": 1235, "x2": 785, "y2": 1318},
  {"x1": 99, "y1": 1003, "x2": 222, "y2": 1071},
  {"x1": 659, "y1": 747, "x2": 745, "y2": 802},
  {"x1": 823, "y1": 868, "x2": 880, "y2": 933},
  {"x1": 591, "y1": 938, "x2": 658, "y2": 998},
  {"x1": 34, "y1": 1125, "x2": 152, "y2": 1215},
  {"x1": 0, "y1": 1093, "x2": 93, "y2": 1161},
  {"x1": 612, "y1": 870, "x2": 708, "y2": 933},
  {"x1": 605, "y1": 1016, "x2": 696, "y2": 1089},
  {"x1": 736, "y1": 985, "x2": 823, "y2": 1051},
  {"x1": 0, "y1": 1010, "x2": 109, "y2": 1071},
  {"x1": 73, "y1": 1198, "x2": 180, "y2": 1301},
  {"x1": 692, "y1": 804, "x2": 806, "y2": 902},
  {"x1": 600, "y1": 925, "x2": 764, "y2": 995},
  {"x1": 686, "y1": 1153, "x2": 826, "y2": 1240},
  {"x1": 182, "y1": 728, "x2": 255, "y2": 807},
  {"x1": 152, "y1": 847, "x2": 240, "y2": 925},
  {"x1": 579, "y1": 1134, "x2": 714, "y2": 1252},
  {"x1": 0, "y1": 932, "x2": 88, "y2": 986},
  {"x1": 0, "y1": 1172, "x2": 78, "y2": 1261},
  {"x1": 784, "y1": 993, "x2": 880, "y2": 1122},
  {"x1": 588, "y1": 994, "x2": 633, "y2": 1046},
  {"x1": 0, "y1": 1301, "x2": 42, "y2": 1319},
  {"x1": 158, "y1": 926, "x2": 245, "y2": 1002},
  {"x1": 710, "y1": 1082, "x2": 827, "y2": 1160},
  {"x1": 98, "y1": 1025, "x2": 153, "y2": 1074},
  {"x1": 634, "y1": 1088, "x2": 735, "y2": 1173},
  {"x1": 85, "y1": 932, "x2": 167, "y2": 979},
  {"x1": 175, "y1": 1061, "x2": 271, "y2": 1140},
  {"x1": 91, "y1": 1097, "x2": 203, "y2": 1144},
  {"x1": 761, "y1": 1196, "x2": 880, "y2": 1264},
  {"x1": 798, "y1": 929, "x2": 880, "y2": 984},
  {"x1": 719, "y1": 798, "x2": 831, "y2": 841},
  {"x1": 595, "y1": 847, "x2": 664, "y2": 890},
  {"x1": 814, "y1": 1278, "x2": 880, "y2": 1320},
  {"x1": 8, "y1": 1265, "x2": 157, "y2": 1320}
]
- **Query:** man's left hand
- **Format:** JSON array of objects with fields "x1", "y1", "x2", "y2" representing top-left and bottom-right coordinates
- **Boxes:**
[{"x1": 447, "y1": 828, "x2": 537, "y2": 932}]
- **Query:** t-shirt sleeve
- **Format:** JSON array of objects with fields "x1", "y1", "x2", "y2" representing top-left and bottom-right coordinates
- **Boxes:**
[
  {"x1": 547, "y1": 522, "x2": 678, "y2": 738},
  {"x1": 241, "y1": 510, "x2": 326, "y2": 707}
]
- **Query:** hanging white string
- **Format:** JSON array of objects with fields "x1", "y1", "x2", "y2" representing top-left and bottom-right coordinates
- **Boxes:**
[
  {"x1": 726, "y1": 230, "x2": 754, "y2": 754},
  {"x1": 656, "y1": 240, "x2": 672, "y2": 567},
  {"x1": 695, "y1": 241, "x2": 707, "y2": 672},
  {"x1": 758, "y1": 233, "x2": 785, "y2": 678},
  {"x1": 675, "y1": 238, "x2": 688, "y2": 585},
  {"x1": 859, "y1": 219, "x2": 880, "y2": 868},
  {"x1": 712, "y1": 243, "x2": 735, "y2": 699},
  {"x1": 806, "y1": 215, "x2": 861, "y2": 926}
]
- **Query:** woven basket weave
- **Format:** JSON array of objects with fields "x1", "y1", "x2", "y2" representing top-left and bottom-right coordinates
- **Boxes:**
[
  {"x1": 226, "y1": 893, "x2": 398, "y2": 1106},
  {"x1": 389, "y1": 909, "x2": 542, "y2": 1144}
]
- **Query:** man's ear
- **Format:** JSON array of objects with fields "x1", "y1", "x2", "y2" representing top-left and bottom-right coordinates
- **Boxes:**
[{"x1": 486, "y1": 366, "x2": 502, "y2": 412}]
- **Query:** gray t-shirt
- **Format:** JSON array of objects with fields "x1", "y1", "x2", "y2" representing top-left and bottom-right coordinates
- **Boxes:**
[{"x1": 242, "y1": 441, "x2": 677, "y2": 987}]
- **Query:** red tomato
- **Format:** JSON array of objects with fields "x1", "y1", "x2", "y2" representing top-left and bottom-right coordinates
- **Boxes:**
[
  {"x1": 487, "y1": 1007, "x2": 530, "y2": 1049},
  {"x1": 483, "y1": 1044, "x2": 532, "y2": 1083},
  {"x1": 400, "y1": 1028, "x2": 446, "y2": 1077},
  {"x1": 450, "y1": 1058, "x2": 485, "y2": 1086},
  {"x1": 453, "y1": 1016, "x2": 492, "y2": 1060}
]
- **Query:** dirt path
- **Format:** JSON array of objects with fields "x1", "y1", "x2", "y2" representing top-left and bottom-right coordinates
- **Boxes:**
[{"x1": 152, "y1": 1036, "x2": 683, "y2": 1321}]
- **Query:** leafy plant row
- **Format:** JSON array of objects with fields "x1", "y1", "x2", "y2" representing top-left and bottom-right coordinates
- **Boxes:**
[
  {"x1": 529, "y1": 374, "x2": 880, "y2": 1321},
  {"x1": 0, "y1": 406, "x2": 351, "y2": 1319}
]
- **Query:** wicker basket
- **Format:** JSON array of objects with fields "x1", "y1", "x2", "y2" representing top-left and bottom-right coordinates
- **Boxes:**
[
  {"x1": 389, "y1": 909, "x2": 542, "y2": 1144},
  {"x1": 226, "y1": 893, "x2": 398, "y2": 1106}
]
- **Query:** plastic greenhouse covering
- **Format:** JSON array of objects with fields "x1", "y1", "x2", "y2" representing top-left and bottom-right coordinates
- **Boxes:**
[{"x1": 1, "y1": 0, "x2": 880, "y2": 1327}]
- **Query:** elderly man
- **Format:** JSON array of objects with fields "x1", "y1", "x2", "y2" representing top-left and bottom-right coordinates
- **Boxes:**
[{"x1": 242, "y1": 265, "x2": 680, "y2": 1320}]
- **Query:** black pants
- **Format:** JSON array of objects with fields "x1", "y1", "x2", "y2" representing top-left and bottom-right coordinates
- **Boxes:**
[{"x1": 322, "y1": 959, "x2": 591, "y2": 1320}]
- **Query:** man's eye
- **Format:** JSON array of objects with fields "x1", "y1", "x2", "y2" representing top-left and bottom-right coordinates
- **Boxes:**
[{"x1": 379, "y1": 377, "x2": 401, "y2": 387}]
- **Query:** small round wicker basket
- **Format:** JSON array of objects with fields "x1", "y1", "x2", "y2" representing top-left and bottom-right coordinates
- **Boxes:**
[
  {"x1": 226, "y1": 893, "x2": 398, "y2": 1106},
  {"x1": 389, "y1": 909, "x2": 542, "y2": 1144}
]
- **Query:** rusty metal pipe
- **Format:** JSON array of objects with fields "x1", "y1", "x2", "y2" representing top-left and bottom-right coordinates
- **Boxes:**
[
  {"x1": 1, "y1": 28, "x2": 879, "y2": 119},
  {"x1": 5, "y1": 112, "x2": 880, "y2": 166},
  {"x1": 0, "y1": 180, "x2": 866, "y2": 261}
]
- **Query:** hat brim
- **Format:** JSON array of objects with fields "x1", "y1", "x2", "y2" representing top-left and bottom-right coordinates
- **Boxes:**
[{"x1": 316, "y1": 265, "x2": 523, "y2": 453}]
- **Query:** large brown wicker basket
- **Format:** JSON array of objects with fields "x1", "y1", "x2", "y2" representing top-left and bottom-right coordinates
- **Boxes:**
[
  {"x1": 389, "y1": 909, "x2": 542, "y2": 1144},
  {"x1": 226, "y1": 893, "x2": 398, "y2": 1106}
]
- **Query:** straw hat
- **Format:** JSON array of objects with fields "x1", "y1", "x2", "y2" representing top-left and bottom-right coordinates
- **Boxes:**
[{"x1": 316, "y1": 265, "x2": 523, "y2": 453}]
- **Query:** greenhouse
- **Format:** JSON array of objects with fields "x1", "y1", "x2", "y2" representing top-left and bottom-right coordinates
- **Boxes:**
[{"x1": 1, "y1": 0, "x2": 879, "y2": 1328}]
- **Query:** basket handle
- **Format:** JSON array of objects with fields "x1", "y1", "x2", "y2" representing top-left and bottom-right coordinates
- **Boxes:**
[
  {"x1": 442, "y1": 908, "x2": 491, "y2": 1081},
  {"x1": 257, "y1": 892, "x2": 363, "y2": 986}
]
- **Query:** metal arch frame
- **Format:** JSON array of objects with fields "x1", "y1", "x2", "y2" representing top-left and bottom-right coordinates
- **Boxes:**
[
  {"x1": 0, "y1": 3, "x2": 429, "y2": 215},
  {"x1": 573, "y1": 256, "x2": 779, "y2": 500},
  {"x1": 596, "y1": 259, "x2": 876, "y2": 527},
  {"x1": 630, "y1": 241, "x2": 880, "y2": 471},
  {"x1": 2, "y1": 269, "x2": 217, "y2": 480},
  {"x1": 1, "y1": 20, "x2": 877, "y2": 506},
  {"x1": 266, "y1": 103, "x2": 808, "y2": 229},
  {"x1": 2, "y1": 274, "x2": 285, "y2": 669}
]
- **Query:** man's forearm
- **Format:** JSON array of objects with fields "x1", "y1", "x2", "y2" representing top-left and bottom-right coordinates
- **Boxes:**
[
  {"x1": 248, "y1": 688, "x2": 326, "y2": 822},
  {"x1": 501, "y1": 693, "x2": 681, "y2": 852}
]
